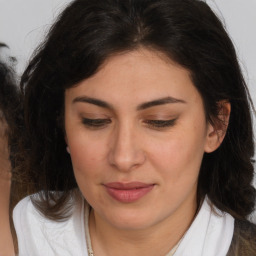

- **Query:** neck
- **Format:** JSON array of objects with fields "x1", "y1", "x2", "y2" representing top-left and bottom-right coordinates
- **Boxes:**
[{"x1": 88, "y1": 196, "x2": 198, "y2": 256}]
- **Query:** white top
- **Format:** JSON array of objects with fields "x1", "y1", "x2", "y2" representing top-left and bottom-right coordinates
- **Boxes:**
[
  {"x1": 13, "y1": 193, "x2": 234, "y2": 256},
  {"x1": 174, "y1": 198, "x2": 234, "y2": 256},
  {"x1": 13, "y1": 193, "x2": 88, "y2": 256}
]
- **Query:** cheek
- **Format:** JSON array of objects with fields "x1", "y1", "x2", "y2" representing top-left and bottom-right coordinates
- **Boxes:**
[
  {"x1": 66, "y1": 130, "x2": 106, "y2": 180},
  {"x1": 68, "y1": 137, "x2": 105, "y2": 203},
  {"x1": 148, "y1": 125, "x2": 206, "y2": 181},
  {"x1": 69, "y1": 140, "x2": 103, "y2": 173},
  {"x1": 67, "y1": 135, "x2": 114, "y2": 208}
]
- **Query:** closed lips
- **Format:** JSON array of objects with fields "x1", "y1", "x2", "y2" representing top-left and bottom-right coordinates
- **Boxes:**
[
  {"x1": 104, "y1": 182, "x2": 155, "y2": 189},
  {"x1": 104, "y1": 182, "x2": 155, "y2": 203}
]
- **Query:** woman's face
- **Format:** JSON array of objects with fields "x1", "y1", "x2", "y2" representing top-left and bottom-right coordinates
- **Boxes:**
[{"x1": 65, "y1": 49, "x2": 217, "y2": 230}]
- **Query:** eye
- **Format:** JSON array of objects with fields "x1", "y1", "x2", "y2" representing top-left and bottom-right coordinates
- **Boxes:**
[
  {"x1": 144, "y1": 119, "x2": 176, "y2": 129},
  {"x1": 82, "y1": 118, "x2": 111, "y2": 129}
]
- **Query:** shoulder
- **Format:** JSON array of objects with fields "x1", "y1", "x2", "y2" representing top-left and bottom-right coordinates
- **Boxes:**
[
  {"x1": 13, "y1": 194, "x2": 54, "y2": 230},
  {"x1": 13, "y1": 194, "x2": 36, "y2": 214},
  {"x1": 227, "y1": 219, "x2": 256, "y2": 256},
  {"x1": 13, "y1": 195, "x2": 40, "y2": 234},
  {"x1": 12, "y1": 195, "x2": 46, "y2": 255},
  {"x1": 13, "y1": 192, "x2": 87, "y2": 256}
]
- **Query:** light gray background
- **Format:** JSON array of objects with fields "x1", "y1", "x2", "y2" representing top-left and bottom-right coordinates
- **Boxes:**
[{"x1": 0, "y1": 0, "x2": 255, "y2": 221}]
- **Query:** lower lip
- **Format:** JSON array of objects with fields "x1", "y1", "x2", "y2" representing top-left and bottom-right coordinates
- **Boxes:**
[{"x1": 105, "y1": 185, "x2": 154, "y2": 203}]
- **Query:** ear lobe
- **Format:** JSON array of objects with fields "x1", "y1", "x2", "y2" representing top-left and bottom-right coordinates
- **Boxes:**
[
  {"x1": 204, "y1": 101, "x2": 231, "y2": 153},
  {"x1": 64, "y1": 135, "x2": 70, "y2": 153}
]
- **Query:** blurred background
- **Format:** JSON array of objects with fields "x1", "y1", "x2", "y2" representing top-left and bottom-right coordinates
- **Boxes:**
[{"x1": 0, "y1": 0, "x2": 255, "y2": 220}]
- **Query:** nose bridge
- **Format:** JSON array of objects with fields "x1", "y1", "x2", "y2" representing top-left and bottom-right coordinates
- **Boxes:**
[{"x1": 108, "y1": 120, "x2": 145, "y2": 171}]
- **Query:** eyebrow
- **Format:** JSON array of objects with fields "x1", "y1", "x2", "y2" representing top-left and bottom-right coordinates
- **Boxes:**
[
  {"x1": 72, "y1": 96, "x2": 186, "y2": 110},
  {"x1": 137, "y1": 96, "x2": 186, "y2": 110},
  {"x1": 73, "y1": 96, "x2": 113, "y2": 109}
]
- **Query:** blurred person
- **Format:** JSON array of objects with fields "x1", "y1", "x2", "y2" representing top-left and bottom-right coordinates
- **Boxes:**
[{"x1": 0, "y1": 43, "x2": 17, "y2": 256}]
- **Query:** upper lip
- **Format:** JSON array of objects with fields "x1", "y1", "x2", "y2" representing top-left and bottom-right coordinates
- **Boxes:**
[{"x1": 104, "y1": 182, "x2": 154, "y2": 190}]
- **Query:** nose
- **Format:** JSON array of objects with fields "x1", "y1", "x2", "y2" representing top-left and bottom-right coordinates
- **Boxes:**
[{"x1": 108, "y1": 123, "x2": 146, "y2": 172}]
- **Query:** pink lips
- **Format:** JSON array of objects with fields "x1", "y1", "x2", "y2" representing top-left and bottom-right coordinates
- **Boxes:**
[{"x1": 104, "y1": 182, "x2": 154, "y2": 203}]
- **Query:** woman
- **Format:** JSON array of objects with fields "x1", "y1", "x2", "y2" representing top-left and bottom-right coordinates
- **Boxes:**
[
  {"x1": 13, "y1": 0, "x2": 256, "y2": 255},
  {"x1": 0, "y1": 43, "x2": 18, "y2": 256}
]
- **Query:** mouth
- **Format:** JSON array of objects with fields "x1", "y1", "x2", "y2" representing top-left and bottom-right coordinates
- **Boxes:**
[{"x1": 104, "y1": 182, "x2": 155, "y2": 203}]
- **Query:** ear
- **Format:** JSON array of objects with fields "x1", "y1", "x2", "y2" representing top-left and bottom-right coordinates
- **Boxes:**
[
  {"x1": 204, "y1": 101, "x2": 231, "y2": 153},
  {"x1": 64, "y1": 135, "x2": 70, "y2": 153}
]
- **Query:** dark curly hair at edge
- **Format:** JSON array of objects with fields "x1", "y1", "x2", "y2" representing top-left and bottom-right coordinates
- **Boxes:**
[
  {"x1": 0, "y1": 43, "x2": 19, "y2": 148},
  {"x1": 16, "y1": 0, "x2": 255, "y2": 221}
]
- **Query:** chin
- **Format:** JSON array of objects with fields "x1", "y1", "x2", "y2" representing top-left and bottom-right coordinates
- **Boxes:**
[{"x1": 101, "y1": 208, "x2": 162, "y2": 231}]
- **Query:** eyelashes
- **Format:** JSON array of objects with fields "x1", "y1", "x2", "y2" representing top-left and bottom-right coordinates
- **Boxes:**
[
  {"x1": 82, "y1": 118, "x2": 177, "y2": 130},
  {"x1": 82, "y1": 118, "x2": 111, "y2": 128},
  {"x1": 144, "y1": 119, "x2": 176, "y2": 128}
]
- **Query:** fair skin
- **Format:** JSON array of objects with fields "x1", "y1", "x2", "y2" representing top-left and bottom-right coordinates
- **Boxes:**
[
  {"x1": 65, "y1": 49, "x2": 229, "y2": 256},
  {"x1": 0, "y1": 114, "x2": 14, "y2": 256}
]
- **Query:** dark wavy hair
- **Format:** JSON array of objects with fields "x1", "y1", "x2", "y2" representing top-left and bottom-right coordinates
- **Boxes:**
[
  {"x1": 0, "y1": 43, "x2": 19, "y2": 165},
  {"x1": 17, "y1": 0, "x2": 255, "y2": 220}
]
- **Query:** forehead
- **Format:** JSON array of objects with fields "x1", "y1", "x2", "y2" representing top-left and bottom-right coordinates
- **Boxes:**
[{"x1": 65, "y1": 49, "x2": 201, "y2": 107}]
